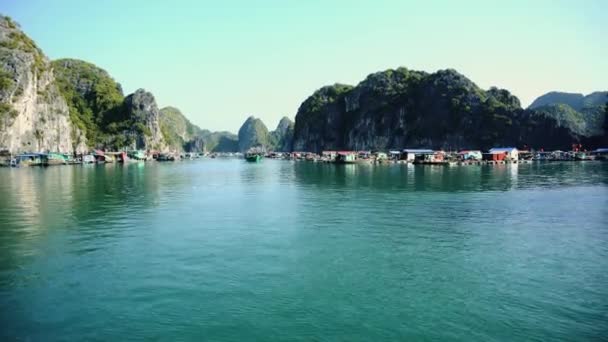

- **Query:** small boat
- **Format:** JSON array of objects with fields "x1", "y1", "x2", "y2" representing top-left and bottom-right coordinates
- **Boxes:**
[
  {"x1": 574, "y1": 152, "x2": 592, "y2": 161},
  {"x1": 245, "y1": 147, "x2": 265, "y2": 162},
  {"x1": 43, "y1": 153, "x2": 67, "y2": 166},
  {"x1": 82, "y1": 155, "x2": 96, "y2": 164},
  {"x1": 245, "y1": 153, "x2": 263, "y2": 162},
  {"x1": 157, "y1": 153, "x2": 177, "y2": 161},
  {"x1": 128, "y1": 150, "x2": 147, "y2": 161}
]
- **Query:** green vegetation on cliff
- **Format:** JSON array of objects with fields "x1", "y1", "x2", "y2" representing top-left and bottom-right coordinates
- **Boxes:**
[
  {"x1": 269, "y1": 116, "x2": 294, "y2": 151},
  {"x1": 293, "y1": 68, "x2": 603, "y2": 152},
  {"x1": 238, "y1": 116, "x2": 270, "y2": 152},
  {"x1": 527, "y1": 91, "x2": 607, "y2": 137},
  {"x1": 200, "y1": 130, "x2": 239, "y2": 152},
  {"x1": 0, "y1": 16, "x2": 45, "y2": 76},
  {"x1": 530, "y1": 104, "x2": 587, "y2": 135},
  {"x1": 159, "y1": 106, "x2": 202, "y2": 151},
  {"x1": 0, "y1": 69, "x2": 13, "y2": 91},
  {"x1": 52, "y1": 59, "x2": 126, "y2": 147},
  {"x1": 0, "y1": 69, "x2": 17, "y2": 123}
]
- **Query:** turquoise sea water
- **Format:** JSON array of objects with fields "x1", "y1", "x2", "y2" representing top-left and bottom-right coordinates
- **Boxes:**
[{"x1": 0, "y1": 160, "x2": 607, "y2": 341}]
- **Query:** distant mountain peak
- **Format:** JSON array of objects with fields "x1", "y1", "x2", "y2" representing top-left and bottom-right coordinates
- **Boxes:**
[{"x1": 528, "y1": 91, "x2": 607, "y2": 111}]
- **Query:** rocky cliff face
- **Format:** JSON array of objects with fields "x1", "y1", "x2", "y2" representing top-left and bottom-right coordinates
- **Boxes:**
[
  {"x1": 159, "y1": 106, "x2": 202, "y2": 152},
  {"x1": 0, "y1": 16, "x2": 86, "y2": 153},
  {"x1": 292, "y1": 84, "x2": 353, "y2": 152},
  {"x1": 269, "y1": 116, "x2": 294, "y2": 152},
  {"x1": 123, "y1": 89, "x2": 165, "y2": 150},
  {"x1": 292, "y1": 68, "x2": 601, "y2": 152},
  {"x1": 199, "y1": 130, "x2": 238, "y2": 152},
  {"x1": 54, "y1": 59, "x2": 172, "y2": 151},
  {"x1": 527, "y1": 91, "x2": 607, "y2": 137},
  {"x1": 52, "y1": 58, "x2": 124, "y2": 148},
  {"x1": 237, "y1": 116, "x2": 270, "y2": 152}
]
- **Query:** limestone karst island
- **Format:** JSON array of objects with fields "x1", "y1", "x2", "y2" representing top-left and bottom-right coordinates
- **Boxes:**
[{"x1": 0, "y1": 2, "x2": 607, "y2": 341}]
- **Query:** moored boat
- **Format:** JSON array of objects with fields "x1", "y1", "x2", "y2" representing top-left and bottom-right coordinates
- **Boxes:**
[
  {"x1": 128, "y1": 150, "x2": 147, "y2": 161},
  {"x1": 574, "y1": 152, "x2": 592, "y2": 161},
  {"x1": 245, "y1": 147, "x2": 265, "y2": 162},
  {"x1": 245, "y1": 153, "x2": 263, "y2": 162},
  {"x1": 43, "y1": 153, "x2": 67, "y2": 166},
  {"x1": 14, "y1": 153, "x2": 43, "y2": 166},
  {"x1": 157, "y1": 153, "x2": 177, "y2": 161}
]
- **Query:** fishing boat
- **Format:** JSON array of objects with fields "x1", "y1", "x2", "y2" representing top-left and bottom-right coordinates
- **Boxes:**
[
  {"x1": 128, "y1": 150, "x2": 147, "y2": 161},
  {"x1": 245, "y1": 152, "x2": 263, "y2": 162},
  {"x1": 106, "y1": 151, "x2": 129, "y2": 163},
  {"x1": 43, "y1": 153, "x2": 67, "y2": 166},
  {"x1": 574, "y1": 152, "x2": 592, "y2": 161},
  {"x1": 245, "y1": 147, "x2": 265, "y2": 162},
  {"x1": 157, "y1": 153, "x2": 177, "y2": 161}
]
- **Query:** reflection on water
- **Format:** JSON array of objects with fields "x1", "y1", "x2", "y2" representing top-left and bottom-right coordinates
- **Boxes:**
[
  {"x1": 292, "y1": 161, "x2": 608, "y2": 192},
  {"x1": 0, "y1": 160, "x2": 607, "y2": 341}
]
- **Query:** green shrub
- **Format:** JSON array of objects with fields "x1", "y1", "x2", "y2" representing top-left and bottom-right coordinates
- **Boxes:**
[{"x1": 0, "y1": 70, "x2": 14, "y2": 91}]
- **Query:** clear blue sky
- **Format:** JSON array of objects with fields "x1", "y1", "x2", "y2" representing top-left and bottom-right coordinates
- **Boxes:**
[{"x1": 2, "y1": 0, "x2": 606, "y2": 132}]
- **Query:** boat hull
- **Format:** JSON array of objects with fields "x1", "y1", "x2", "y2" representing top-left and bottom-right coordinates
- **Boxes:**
[{"x1": 245, "y1": 155, "x2": 262, "y2": 162}]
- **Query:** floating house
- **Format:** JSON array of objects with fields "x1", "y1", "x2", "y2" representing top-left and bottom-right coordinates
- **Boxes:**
[
  {"x1": 488, "y1": 147, "x2": 518, "y2": 160},
  {"x1": 14, "y1": 153, "x2": 44, "y2": 166},
  {"x1": 82, "y1": 155, "x2": 96, "y2": 163},
  {"x1": 291, "y1": 152, "x2": 305, "y2": 160},
  {"x1": 106, "y1": 151, "x2": 128, "y2": 163},
  {"x1": 401, "y1": 149, "x2": 434, "y2": 162},
  {"x1": 458, "y1": 150, "x2": 482, "y2": 161},
  {"x1": 388, "y1": 150, "x2": 401, "y2": 160},
  {"x1": 336, "y1": 151, "x2": 357, "y2": 164},
  {"x1": 357, "y1": 151, "x2": 372, "y2": 159},
  {"x1": 483, "y1": 152, "x2": 506, "y2": 161},
  {"x1": 518, "y1": 150, "x2": 533, "y2": 160},
  {"x1": 591, "y1": 148, "x2": 608, "y2": 160},
  {"x1": 322, "y1": 151, "x2": 338, "y2": 161},
  {"x1": 374, "y1": 152, "x2": 388, "y2": 160},
  {"x1": 94, "y1": 150, "x2": 116, "y2": 163},
  {"x1": 415, "y1": 151, "x2": 446, "y2": 164}
]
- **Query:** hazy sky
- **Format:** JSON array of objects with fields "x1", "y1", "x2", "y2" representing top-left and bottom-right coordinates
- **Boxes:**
[{"x1": 2, "y1": 0, "x2": 606, "y2": 132}]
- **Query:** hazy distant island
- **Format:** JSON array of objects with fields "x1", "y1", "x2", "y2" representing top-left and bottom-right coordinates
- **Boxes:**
[{"x1": 1, "y1": 15, "x2": 606, "y2": 155}]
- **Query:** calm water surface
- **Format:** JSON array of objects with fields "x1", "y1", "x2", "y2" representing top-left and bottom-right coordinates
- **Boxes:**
[{"x1": 1, "y1": 160, "x2": 607, "y2": 341}]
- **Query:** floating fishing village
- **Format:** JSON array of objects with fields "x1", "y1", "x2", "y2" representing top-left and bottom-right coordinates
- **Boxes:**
[{"x1": 1, "y1": 146, "x2": 607, "y2": 167}]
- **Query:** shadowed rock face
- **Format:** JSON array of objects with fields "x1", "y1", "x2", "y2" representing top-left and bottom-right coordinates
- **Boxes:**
[
  {"x1": 269, "y1": 116, "x2": 294, "y2": 152},
  {"x1": 292, "y1": 68, "x2": 607, "y2": 152},
  {"x1": 184, "y1": 136, "x2": 205, "y2": 153},
  {"x1": 0, "y1": 16, "x2": 86, "y2": 153}
]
